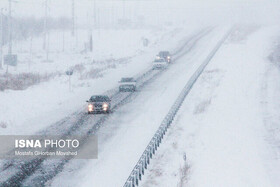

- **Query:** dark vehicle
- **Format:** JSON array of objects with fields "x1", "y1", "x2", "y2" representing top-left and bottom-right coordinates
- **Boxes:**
[
  {"x1": 86, "y1": 95, "x2": 111, "y2": 114},
  {"x1": 119, "y1": 77, "x2": 136, "y2": 92},
  {"x1": 157, "y1": 51, "x2": 172, "y2": 63}
]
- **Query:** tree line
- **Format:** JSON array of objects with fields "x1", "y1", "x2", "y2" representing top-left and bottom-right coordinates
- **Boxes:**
[{"x1": 1, "y1": 16, "x2": 71, "y2": 44}]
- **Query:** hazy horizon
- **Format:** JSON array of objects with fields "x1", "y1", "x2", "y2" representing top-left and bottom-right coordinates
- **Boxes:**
[{"x1": 0, "y1": 0, "x2": 279, "y2": 27}]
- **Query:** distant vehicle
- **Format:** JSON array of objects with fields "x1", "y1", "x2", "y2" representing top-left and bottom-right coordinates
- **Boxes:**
[
  {"x1": 153, "y1": 58, "x2": 168, "y2": 69},
  {"x1": 119, "y1": 77, "x2": 136, "y2": 92},
  {"x1": 156, "y1": 51, "x2": 172, "y2": 63},
  {"x1": 86, "y1": 95, "x2": 111, "y2": 114}
]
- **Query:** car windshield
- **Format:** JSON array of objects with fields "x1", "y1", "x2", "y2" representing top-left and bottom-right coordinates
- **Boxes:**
[
  {"x1": 121, "y1": 78, "x2": 134, "y2": 82},
  {"x1": 154, "y1": 59, "x2": 165, "y2": 62},
  {"x1": 159, "y1": 51, "x2": 170, "y2": 57},
  {"x1": 90, "y1": 95, "x2": 110, "y2": 102}
]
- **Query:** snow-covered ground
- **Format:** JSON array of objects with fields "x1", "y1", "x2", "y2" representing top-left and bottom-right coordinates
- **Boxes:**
[
  {"x1": 10, "y1": 28, "x2": 180, "y2": 74},
  {"x1": 0, "y1": 24, "x2": 203, "y2": 135},
  {"x1": 140, "y1": 25, "x2": 280, "y2": 187},
  {"x1": 1, "y1": 23, "x2": 280, "y2": 187},
  {"x1": 0, "y1": 0, "x2": 280, "y2": 186}
]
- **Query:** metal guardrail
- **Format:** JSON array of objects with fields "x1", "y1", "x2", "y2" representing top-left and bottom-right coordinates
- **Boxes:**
[{"x1": 123, "y1": 29, "x2": 233, "y2": 187}]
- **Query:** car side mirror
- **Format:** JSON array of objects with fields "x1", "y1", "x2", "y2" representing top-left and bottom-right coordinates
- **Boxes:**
[{"x1": 86, "y1": 100, "x2": 89, "y2": 102}]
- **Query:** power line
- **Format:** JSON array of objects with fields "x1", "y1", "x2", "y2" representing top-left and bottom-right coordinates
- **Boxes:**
[{"x1": 0, "y1": 9, "x2": 4, "y2": 69}]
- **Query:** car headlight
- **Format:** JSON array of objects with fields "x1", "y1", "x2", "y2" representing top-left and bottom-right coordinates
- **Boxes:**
[
  {"x1": 167, "y1": 56, "x2": 171, "y2": 59},
  {"x1": 88, "y1": 104, "x2": 94, "y2": 111},
  {"x1": 103, "y1": 103, "x2": 109, "y2": 108}
]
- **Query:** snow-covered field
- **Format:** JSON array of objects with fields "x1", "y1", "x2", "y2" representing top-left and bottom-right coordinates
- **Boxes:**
[{"x1": 140, "y1": 25, "x2": 280, "y2": 187}]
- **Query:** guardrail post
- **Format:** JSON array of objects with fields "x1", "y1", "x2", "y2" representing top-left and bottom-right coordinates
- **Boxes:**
[
  {"x1": 134, "y1": 172, "x2": 138, "y2": 186},
  {"x1": 158, "y1": 133, "x2": 162, "y2": 143},
  {"x1": 132, "y1": 175, "x2": 135, "y2": 187},
  {"x1": 155, "y1": 139, "x2": 158, "y2": 150},
  {"x1": 157, "y1": 135, "x2": 161, "y2": 145},
  {"x1": 137, "y1": 166, "x2": 142, "y2": 180},
  {"x1": 129, "y1": 177, "x2": 134, "y2": 187},
  {"x1": 139, "y1": 160, "x2": 144, "y2": 175},
  {"x1": 162, "y1": 127, "x2": 166, "y2": 135},
  {"x1": 152, "y1": 144, "x2": 155, "y2": 154}
]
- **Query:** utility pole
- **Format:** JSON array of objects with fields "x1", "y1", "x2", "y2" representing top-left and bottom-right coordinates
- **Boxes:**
[
  {"x1": 97, "y1": 8, "x2": 100, "y2": 36},
  {"x1": 86, "y1": 12, "x2": 92, "y2": 53},
  {"x1": 0, "y1": 8, "x2": 4, "y2": 69},
  {"x1": 43, "y1": 0, "x2": 47, "y2": 50},
  {"x1": 29, "y1": 36, "x2": 32, "y2": 70},
  {"x1": 8, "y1": 0, "x2": 12, "y2": 55},
  {"x1": 43, "y1": 0, "x2": 49, "y2": 62},
  {"x1": 122, "y1": 0, "x2": 125, "y2": 19},
  {"x1": 71, "y1": 0, "x2": 75, "y2": 36},
  {"x1": 71, "y1": 0, "x2": 78, "y2": 50},
  {"x1": 94, "y1": 0, "x2": 97, "y2": 28},
  {"x1": 5, "y1": 0, "x2": 12, "y2": 73},
  {"x1": 62, "y1": 29, "x2": 65, "y2": 52},
  {"x1": 111, "y1": 4, "x2": 114, "y2": 26}
]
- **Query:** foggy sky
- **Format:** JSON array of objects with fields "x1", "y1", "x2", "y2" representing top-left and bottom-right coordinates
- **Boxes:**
[{"x1": 0, "y1": 0, "x2": 279, "y2": 26}]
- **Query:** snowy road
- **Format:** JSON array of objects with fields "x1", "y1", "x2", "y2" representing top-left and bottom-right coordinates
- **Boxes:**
[{"x1": 46, "y1": 28, "x2": 229, "y2": 187}]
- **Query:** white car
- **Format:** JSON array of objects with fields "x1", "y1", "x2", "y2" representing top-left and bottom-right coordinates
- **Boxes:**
[
  {"x1": 157, "y1": 51, "x2": 172, "y2": 63},
  {"x1": 119, "y1": 77, "x2": 137, "y2": 92},
  {"x1": 153, "y1": 58, "x2": 168, "y2": 69}
]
